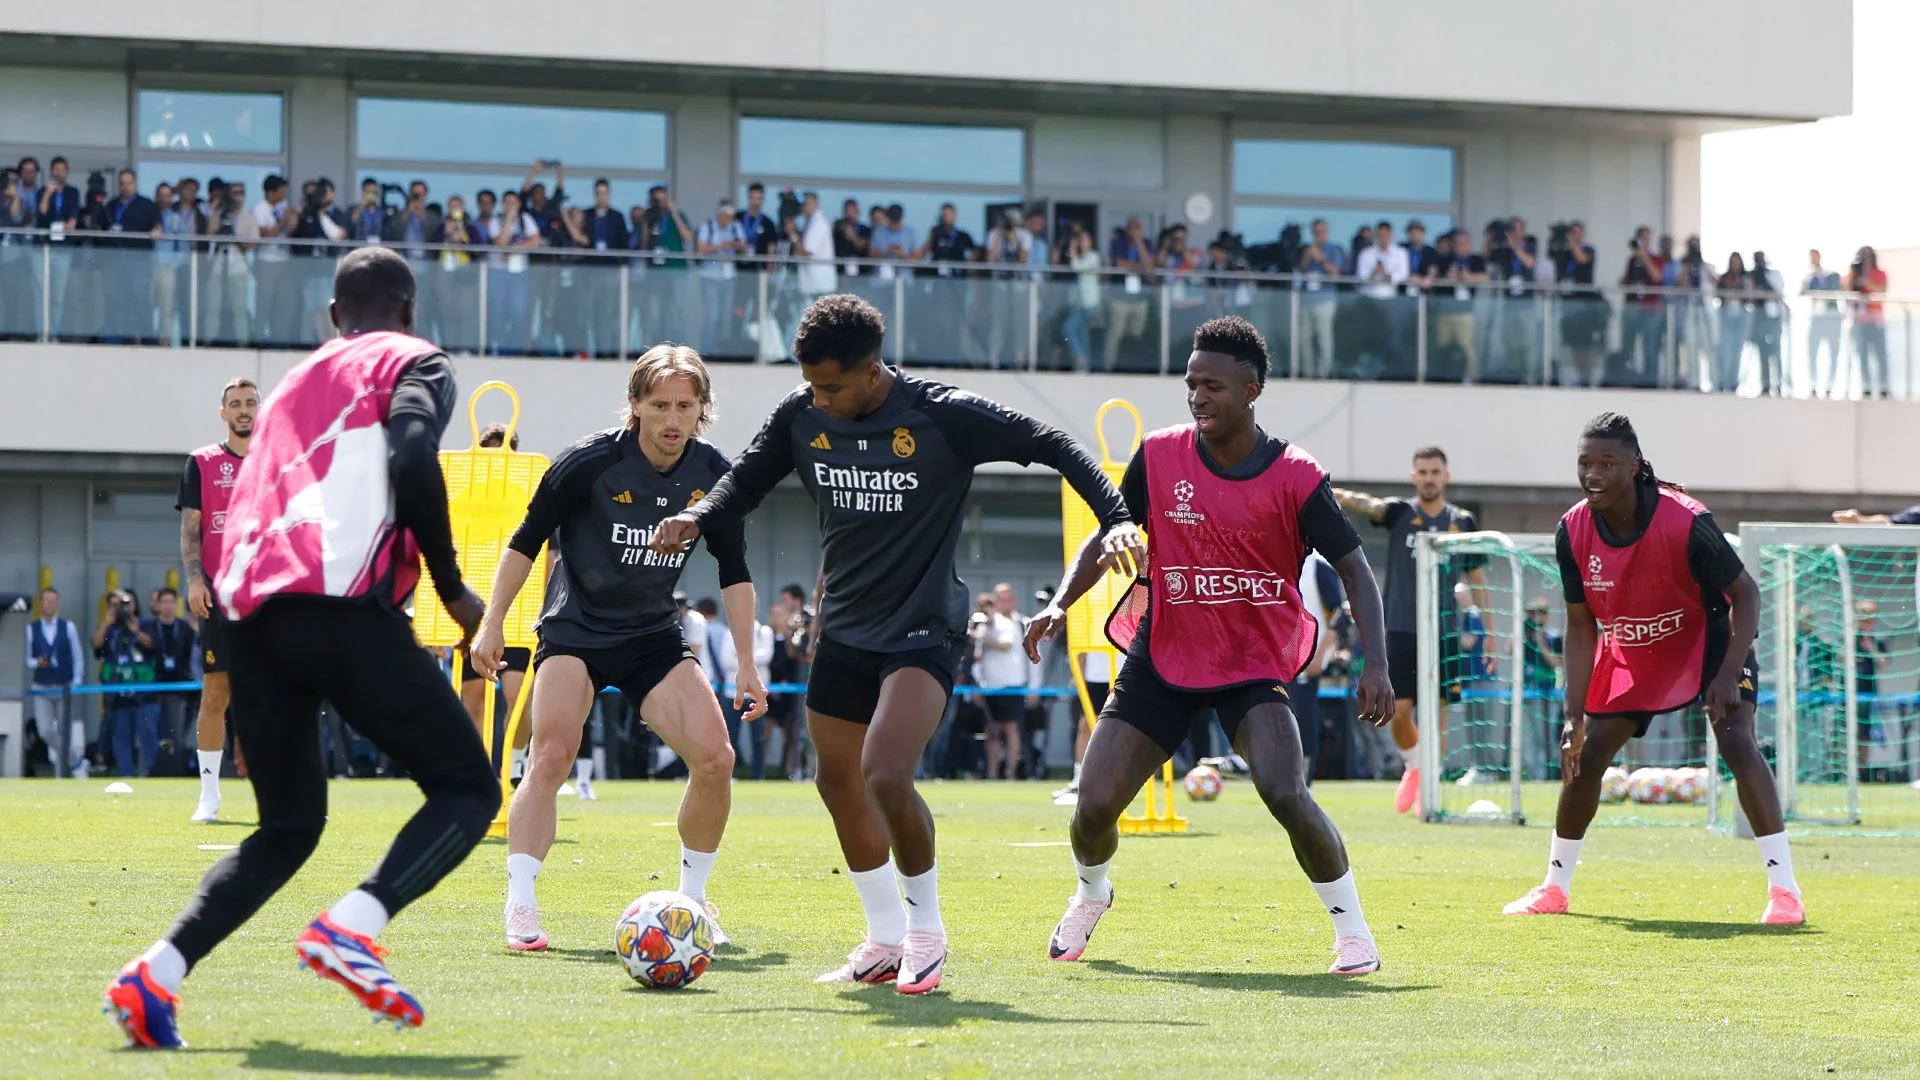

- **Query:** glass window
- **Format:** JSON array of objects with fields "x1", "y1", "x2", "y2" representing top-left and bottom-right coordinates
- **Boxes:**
[
  {"x1": 739, "y1": 117, "x2": 1024, "y2": 187},
  {"x1": 139, "y1": 90, "x2": 283, "y2": 154},
  {"x1": 355, "y1": 98, "x2": 667, "y2": 171},
  {"x1": 1234, "y1": 139, "x2": 1453, "y2": 203},
  {"x1": 1233, "y1": 205, "x2": 1454, "y2": 252},
  {"x1": 355, "y1": 170, "x2": 656, "y2": 215}
]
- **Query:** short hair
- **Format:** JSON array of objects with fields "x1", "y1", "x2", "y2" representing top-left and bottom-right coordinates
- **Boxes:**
[
  {"x1": 1407, "y1": 219, "x2": 1425, "y2": 232},
  {"x1": 624, "y1": 343, "x2": 715, "y2": 435},
  {"x1": 781, "y1": 583, "x2": 807, "y2": 602},
  {"x1": 1375, "y1": 219, "x2": 1394, "y2": 232},
  {"x1": 49, "y1": 156, "x2": 67, "y2": 169},
  {"x1": 649, "y1": 184, "x2": 667, "y2": 196},
  {"x1": 333, "y1": 246, "x2": 417, "y2": 318},
  {"x1": 361, "y1": 177, "x2": 378, "y2": 189},
  {"x1": 117, "y1": 167, "x2": 135, "y2": 181},
  {"x1": 595, "y1": 178, "x2": 610, "y2": 191},
  {"x1": 747, "y1": 182, "x2": 765, "y2": 195},
  {"x1": 1310, "y1": 217, "x2": 1327, "y2": 229},
  {"x1": 410, "y1": 179, "x2": 428, "y2": 194},
  {"x1": 793, "y1": 294, "x2": 885, "y2": 371},
  {"x1": 940, "y1": 202, "x2": 955, "y2": 212},
  {"x1": 157, "y1": 586, "x2": 178, "y2": 601},
  {"x1": 1412, "y1": 446, "x2": 1448, "y2": 465},
  {"x1": 39, "y1": 585, "x2": 57, "y2": 596},
  {"x1": 477, "y1": 187, "x2": 495, "y2": 201},
  {"x1": 263, "y1": 175, "x2": 287, "y2": 196},
  {"x1": 478, "y1": 421, "x2": 520, "y2": 450},
  {"x1": 221, "y1": 377, "x2": 258, "y2": 405},
  {"x1": 1192, "y1": 316, "x2": 1268, "y2": 387},
  {"x1": 17, "y1": 156, "x2": 37, "y2": 170}
]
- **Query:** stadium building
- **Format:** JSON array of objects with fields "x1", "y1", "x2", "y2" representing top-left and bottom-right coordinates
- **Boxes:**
[{"x1": 0, "y1": 1, "x2": 1865, "y2": 692}]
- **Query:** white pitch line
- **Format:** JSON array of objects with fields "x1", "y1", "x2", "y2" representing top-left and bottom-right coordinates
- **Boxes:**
[
  {"x1": 197, "y1": 844, "x2": 238, "y2": 851},
  {"x1": 1011, "y1": 841, "x2": 1071, "y2": 847}
]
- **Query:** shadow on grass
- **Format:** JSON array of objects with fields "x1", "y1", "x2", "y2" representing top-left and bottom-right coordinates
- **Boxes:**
[
  {"x1": 536, "y1": 946, "x2": 616, "y2": 964},
  {"x1": 1084, "y1": 960, "x2": 1436, "y2": 997},
  {"x1": 177, "y1": 1040, "x2": 514, "y2": 1077},
  {"x1": 1565, "y1": 913, "x2": 1822, "y2": 940},
  {"x1": 720, "y1": 988, "x2": 1205, "y2": 1030},
  {"x1": 537, "y1": 947, "x2": 788, "y2": 972}
]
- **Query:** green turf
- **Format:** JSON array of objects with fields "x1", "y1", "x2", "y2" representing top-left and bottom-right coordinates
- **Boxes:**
[{"x1": 5, "y1": 778, "x2": 1918, "y2": 1079}]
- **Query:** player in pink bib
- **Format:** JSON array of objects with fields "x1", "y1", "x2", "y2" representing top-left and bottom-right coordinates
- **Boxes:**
[
  {"x1": 1028, "y1": 317, "x2": 1397, "y2": 975},
  {"x1": 1503, "y1": 412, "x2": 1804, "y2": 925}
]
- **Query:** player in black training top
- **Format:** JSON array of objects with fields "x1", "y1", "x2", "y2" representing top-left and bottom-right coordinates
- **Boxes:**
[
  {"x1": 470, "y1": 345, "x2": 767, "y2": 954},
  {"x1": 1334, "y1": 447, "x2": 1491, "y2": 815},
  {"x1": 650, "y1": 294, "x2": 1145, "y2": 995}
]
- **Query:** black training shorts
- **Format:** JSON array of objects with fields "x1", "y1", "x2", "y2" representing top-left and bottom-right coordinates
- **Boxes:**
[
  {"x1": 1386, "y1": 630, "x2": 1464, "y2": 705},
  {"x1": 534, "y1": 627, "x2": 696, "y2": 708},
  {"x1": 806, "y1": 633, "x2": 967, "y2": 725},
  {"x1": 984, "y1": 693, "x2": 1025, "y2": 727},
  {"x1": 1102, "y1": 657, "x2": 1289, "y2": 759},
  {"x1": 1591, "y1": 648, "x2": 1760, "y2": 738},
  {"x1": 199, "y1": 607, "x2": 231, "y2": 676},
  {"x1": 462, "y1": 646, "x2": 531, "y2": 683}
]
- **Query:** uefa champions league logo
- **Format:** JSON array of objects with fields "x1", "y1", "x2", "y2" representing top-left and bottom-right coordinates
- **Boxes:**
[
  {"x1": 1173, "y1": 480, "x2": 1195, "y2": 506},
  {"x1": 1588, "y1": 555, "x2": 1603, "y2": 578},
  {"x1": 220, "y1": 461, "x2": 234, "y2": 478},
  {"x1": 1164, "y1": 571, "x2": 1188, "y2": 599}
]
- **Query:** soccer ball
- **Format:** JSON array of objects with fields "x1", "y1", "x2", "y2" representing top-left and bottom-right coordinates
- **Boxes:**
[
  {"x1": 1671, "y1": 767, "x2": 1706, "y2": 804},
  {"x1": 1628, "y1": 767, "x2": 1670, "y2": 805},
  {"x1": 1184, "y1": 764, "x2": 1222, "y2": 801},
  {"x1": 1600, "y1": 766, "x2": 1630, "y2": 803},
  {"x1": 614, "y1": 891, "x2": 715, "y2": 989}
]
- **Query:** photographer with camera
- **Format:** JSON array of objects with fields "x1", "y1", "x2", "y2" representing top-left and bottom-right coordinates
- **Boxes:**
[
  {"x1": 290, "y1": 178, "x2": 349, "y2": 346},
  {"x1": 349, "y1": 178, "x2": 388, "y2": 243},
  {"x1": 1552, "y1": 221, "x2": 1604, "y2": 388},
  {"x1": 201, "y1": 180, "x2": 258, "y2": 346},
  {"x1": 1295, "y1": 218, "x2": 1346, "y2": 378},
  {"x1": 92, "y1": 589, "x2": 160, "y2": 777},
  {"x1": 250, "y1": 175, "x2": 299, "y2": 346},
  {"x1": 1618, "y1": 226, "x2": 1667, "y2": 379}
]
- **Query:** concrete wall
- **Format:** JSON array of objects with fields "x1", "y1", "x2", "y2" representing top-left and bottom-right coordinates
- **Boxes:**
[
  {"x1": 0, "y1": 0, "x2": 1849, "y2": 121},
  {"x1": 5, "y1": 344, "x2": 1917, "y2": 500}
]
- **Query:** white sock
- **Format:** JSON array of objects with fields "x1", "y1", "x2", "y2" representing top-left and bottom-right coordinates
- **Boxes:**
[
  {"x1": 196, "y1": 750, "x2": 222, "y2": 801},
  {"x1": 1544, "y1": 834, "x2": 1583, "y2": 892},
  {"x1": 511, "y1": 749, "x2": 528, "y2": 779},
  {"x1": 848, "y1": 861, "x2": 907, "y2": 946},
  {"x1": 1310, "y1": 870, "x2": 1373, "y2": 941},
  {"x1": 506, "y1": 853, "x2": 542, "y2": 911},
  {"x1": 1072, "y1": 761, "x2": 1083, "y2": 783},
  {"x1": 679, "y1": 845, "x2": 717, "y2": 902},
  {"x1": 1755, "y1": 831, "x2": 1800, "y2": 895},
  {"x1": 575, "y1": 758, "x2": 594, "y2": 783},
  {"x1": 898, "y1": 864, "x2": 944, "y2": 936},
  {"x1": 1074, "y1": 858, "x2": 1112, "y2": 902},
  {"x1": 140, "y1": 941, "x2": 187, "y2": 993},
  {"x1": 328, "y1": 888, "x2": 390, "y2": 939}
]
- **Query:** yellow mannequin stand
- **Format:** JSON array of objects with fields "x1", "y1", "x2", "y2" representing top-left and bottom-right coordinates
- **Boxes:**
[
  {"x1": 1060, "y1": 399, "x2": 1185, "y2": 834},
  {"x1": 415, "y1": 382, "x2": 550, "y2": 837}
]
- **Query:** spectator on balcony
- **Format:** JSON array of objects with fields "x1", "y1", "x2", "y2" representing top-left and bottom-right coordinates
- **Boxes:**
[
  {"x1": 791, "y1": 191, "x2": 837, "y2": 302},
  {"x1": 1346, "y1": 224, "x2": 1373, "y2": 273},
  {"x1": 0, "y1": 172, "x2": 34, "y2": 339},
  {"x1": 247, "y1": 175, "x2": 293, "y2": 344},
  {"x1": 1672, "y1": 235, "x2": 1715, "y2": 389},
  {"x1": 1553, "y1": 221, "x2": 1604, "y2": 388},
  {"x1": 489, "y1": 189, "x2": 542, "y2": 355},
  {"x1": 984, "y1": 207, "x2": 1031, "y2": 369},
  {"x1": 919, "y1": 202, "x2": 980, "y2": 361},
  {"x1": 735, "y1": 183, "x2": 778, "y2": 333},
  {"x1": 870, "y1": 203, "x2": 917, "y2": 279},
  {"x1": 36, "y1": 158, "x2": 83, "y2": 336},
  {"x1": 1425, "y1": 228, "x2": 1487, "y2": 382},
  {"x1": 1803, "y1": 249, "x2": 1844, "y2": 398},
  {"x1": 1849, "y1": 246, "x2": 1889, "y2": 399},
  {"x1": 1619, "y1": 226, "x2": 1667, "y2": 379},
  {"x1": 14, "y1": 156, "x2": 39, "y2": 211},
  {"x1": 1025, "y1": 209, "x2": 1051, "y2": 272},
  {"x1": 831, "y1": 197, "x2": 869, "y2": 277},
  {"x1": 96, "y1": 168, "x2": 162, "y2": 345},
  {"x1": 428, "y1": 194, "x2": 482, "y2": 351},
  {"x1": 291, "y1": 178, "x2": 350, "y2": 345},
  {"x1": 154, "y1": 182, "x2": 197, "y2": 346},
  {"x1": 1061, "y1": 224, "x2": 1102, "y2": 372},
  {"x1": 1105, "y1": 215, "x2": 1155, "y2": 371},
  {"x1": 521, "y1": 161, "x2": 566, "y2": 226},
  {"x1": 1296, "y1": 218, "x2": 1345, "y2": 379},
  {"x1": 542, "y1": 204, "x2": 593, "y2": 356},
  {"x1": 1403, "y1": 220, "x2": 1438, "y2": 279},
  {"x1": 580, "y1": 179, "x2": 629, "y2": 358},
  {"x1": 1713, "y1": 251, "x2": 1752, "y2": 394},
  {"x1": 1355, "y1": 221, "x2": 1407, "y2": 300},
  {"x1": 1749, "y1": 251, "x2": 1785, "y2": 396},
  {"x1": 634, "y1": 185, "x2": 695, "y2": 346},
  {"x1": 695, "y1": 198, "x2": 747, "y2": 355},
  {"x1": 348, "y1": 178, "x2": 386, "y2": 242},
  {"x1": 202, "y1": 180, "x2": 255, "y2": 346},
  {"x1": 1352, "y1": 221, "x2": 1409, "y2": 373}
]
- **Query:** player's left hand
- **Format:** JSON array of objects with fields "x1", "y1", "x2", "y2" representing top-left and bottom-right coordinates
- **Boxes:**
[
  {"x1": 1024, "y1": 604, "x2": 1065, "y2": 663},
  {"x1": 1354, "y1": 666, "x2": 1392, "y2": 727},
  {"x1": 1702, "y1": 672, "x2": 1741, "y2": 722},
  {"x1": 1100, "y1": 523, "x2": 1147, "y2": 579},
  {"x1": 648, "y1": 513, "x2": 701, "y2": 554},
  {"x1": 735, "y1": 668, "x2": 770, "y2": 724},
  {"x1": 445, "y1": 587, "x2": 486, "y2": 650}
]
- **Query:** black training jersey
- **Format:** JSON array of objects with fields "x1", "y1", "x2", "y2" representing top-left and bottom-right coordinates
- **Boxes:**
[
  {"x1": 690, "y1": 370, "x2": 1128, "y2": 653},
  {"x1": 508, "y1": 428, "x2": 748, "y2": 648},
  {"x1": 1377, "y1": 498, "x2": 1483, "y2": 634}
]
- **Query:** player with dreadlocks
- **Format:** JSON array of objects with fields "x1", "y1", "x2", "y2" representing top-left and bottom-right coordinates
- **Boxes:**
[
  {"x1": 1028, "y1": 316, "x2": 1397, "y2": 974},
  {"x1": 1504, "y1": 411, "x2": 1804, "y2": 925}
]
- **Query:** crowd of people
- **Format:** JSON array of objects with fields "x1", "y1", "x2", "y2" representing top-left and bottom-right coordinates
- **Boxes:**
[{"x1": 1, "y1": 154, "x2": 1898, "y2": 393}]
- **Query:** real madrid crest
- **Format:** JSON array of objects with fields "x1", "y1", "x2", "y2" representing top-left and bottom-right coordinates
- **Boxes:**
[
  {"x1": 891, "y1": 427, "x2": 916, "y2": 459},
  {"x1": 686, "y1": 489, "x2": 707, "y2": 508}
]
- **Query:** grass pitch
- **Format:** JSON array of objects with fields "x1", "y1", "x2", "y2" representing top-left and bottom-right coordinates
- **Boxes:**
[{"x1": 4, "y1": 777, "x2": 1918, "y2": 1079}]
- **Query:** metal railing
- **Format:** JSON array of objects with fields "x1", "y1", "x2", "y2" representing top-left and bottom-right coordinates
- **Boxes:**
[{"x1": 1, "y1": 226, "x2": 1913, "y2": 396}]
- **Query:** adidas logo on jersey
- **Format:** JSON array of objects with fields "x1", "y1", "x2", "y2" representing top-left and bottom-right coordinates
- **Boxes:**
[
  {"x1": 810, "y1": 433, "x2": 832, "y2": 450},
  {"x1": 612, "y1": 490, "x2": 633, "y2": 504}
]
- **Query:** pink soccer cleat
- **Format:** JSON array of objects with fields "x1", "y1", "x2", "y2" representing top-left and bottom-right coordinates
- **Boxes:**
[
  {"x1": 1760, "y1": 886, "x2": 1805, "y2": 926},
  {"x1": 1394, "y1": 767, "x2": 1421, "y2": 814},
  {"x1": 1048, "y1": 889, "x2": 1113, "y2": 962},
  {"x1": 504, "y1": 904, "x2": 548, "y2": 952},
  {"x1": 896, "y1": 931, "x2": 948, "y2": 995},
  {"x1": 1327, "y1": 935, "x2": 1381, "y2": 975},
  {"x1": 1502, "y1": 884, "x2": 1569, "y2": 915},
  {"x1": 814, "y1": 939, "x2": 903, "y2": 985}
]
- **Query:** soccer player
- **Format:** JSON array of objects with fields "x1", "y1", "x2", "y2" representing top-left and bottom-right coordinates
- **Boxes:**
[
  {"x1": 649, "y1": 293, "x2": 1142, "y2": 994},
  {"x1": 1029, "y1": 316, "x2": 1395, "y2": 975},
  {"x1": 1333, "y1": 447, "x2": 1491, "y2": 814},
  {"x1": 174, "y1": 376, "x2": 257, "y2": 822},
  {"x1": 471, "y1": 344, "x2": 768, "y2": 953},
  {"x1": 1503, "y1": 412, "x2": 1803, "y2": 925},
  {"x1": 106, "y1": 247, "x2": 500, "y2": 1048}
]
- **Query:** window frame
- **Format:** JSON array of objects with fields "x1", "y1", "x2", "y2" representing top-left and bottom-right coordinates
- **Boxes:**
[{"x1": 129, "y1": 78, "x2": 289, "y2": 193}]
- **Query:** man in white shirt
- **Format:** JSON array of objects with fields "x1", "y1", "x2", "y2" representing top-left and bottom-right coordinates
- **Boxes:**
[
  {"x1": 25, "y1": 586, "x2": 87, "y2": 777},
  {"x1": 975, "y1": 583, "x2": 1037, "y2": 780},
  {"x1": 251, "y1": 176, "x2": 296, "y2": 346},
  {"x1": 695, "y1": 200, "x2": 747, "y2": 354},
  {"x1": 1354, "y1": 221, "x2": 1410, "y2": 300},
  {"x1": 793, "y1": 191, "x2": 837, "y2": 299}
]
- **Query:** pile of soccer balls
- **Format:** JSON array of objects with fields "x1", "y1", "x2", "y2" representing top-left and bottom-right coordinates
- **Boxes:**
[
  {"x1": 1600, "y1": 765, "x2": 1709, "y2": 805},
  {"x1": 1184, "y1": 764, "x2": 1223, "y2": 801},
  {"x1": 614, "y1": 891, "x2": 716, "y2": 988}
]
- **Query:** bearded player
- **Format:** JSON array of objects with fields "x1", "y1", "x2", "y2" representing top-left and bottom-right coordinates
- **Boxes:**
[
  {"x1": 470, "y1": 344, "x2": 767, "y2": 953},
  {"x1": 107, "y1": 247, "x2": 499, "y2": 1048},
  {"x1": 650, "y1": 294, "x2": 1141, "y2": 994},
  {"x1": 1029, "y1": 316, "x2": 1394, "y2": 975},
  {"x1": 174, "y1": 377, "x2": 257, "y2": 823},
  {"x1": 1503, "y1": 412, "x2": 1803, "y2": 925}
]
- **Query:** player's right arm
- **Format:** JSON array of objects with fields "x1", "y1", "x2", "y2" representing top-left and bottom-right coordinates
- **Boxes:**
[
  {"x1": 1331, "y1": 486, "x2": 1389, "y2": 524},
  {"x1": 1026, "y1": 448, "x2": 1148, "y2": 662},
  {"x1": 1554, "y1": 521, "x2": 1595, "y2": 776},
  {"x1": 653, "y1": 392, "x2": 803, "y2": 553},
  {"x1": 175, "y1": 456, "x2": 211, "y2": 618}
]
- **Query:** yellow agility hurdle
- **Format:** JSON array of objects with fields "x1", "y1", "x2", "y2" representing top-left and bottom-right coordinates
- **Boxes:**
[
  {"x1": 1059, "y1": 398, "x2": 1186, "y2": 835},
  {"x1": 415, "y1": 381, "x2": 550, "y2": 838}
]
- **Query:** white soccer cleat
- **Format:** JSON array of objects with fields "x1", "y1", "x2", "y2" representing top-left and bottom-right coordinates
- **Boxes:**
[
  {"x1": 1048, "y1": 889, "x2": 1112, "y2": 961},
  {"x1": 1327, "y1": 935, "x2": 1380, "y2": 975},
  {"x1": 897, "y1": 931, "x2": 947, "y2": 994},
  {"x1": 702, "y1": 900, "x2": 730, "y2": 948},
  {"x1": 814, "y1": 939, "x2": 902, "y2": 984},
  {"x1": 576, "y1": 776, "x2": 596, "y2": 801},
  {"x1": 189, "y1": 799, "x2": 220, "y2": 824},
  {"x1": 504, "y1": 904, "x2": 548, "y2": 951}
]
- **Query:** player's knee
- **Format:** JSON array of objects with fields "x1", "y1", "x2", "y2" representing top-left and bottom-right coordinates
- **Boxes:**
[
  {"x1": 1254, "y1": 772, "x2": 1313, "y2": 825},
  {"x1": 258, "y1": 818, "x2": 326, "y2": 864},
  {"x1": 859, "y1": 756, "x2": 914, "y2": 807},
  {"x1": 686, "y1": 736, "x2": 735, "y2": 780}
]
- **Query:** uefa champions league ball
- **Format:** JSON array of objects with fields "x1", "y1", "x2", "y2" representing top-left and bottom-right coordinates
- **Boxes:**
[
  {"x1": 614, "y1": 891, "x2": 716, "y2": 989},
  {"x1": 1600, "y1": 766, "x2": 1630, "y2": 804},
  {"x1": 1627, "y1": 767, "x2": 1670, "y2": 805},
  {"x1": 1184, "y1": 764, "x2": 1223, "y2": 801},
  {"x1": 1671, "y1": 767, "x2": 1705, "y2": 804}
]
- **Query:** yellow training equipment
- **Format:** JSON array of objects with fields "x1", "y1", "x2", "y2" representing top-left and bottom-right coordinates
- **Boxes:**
[
  {"x1": 1059, "y1": 398, "x2": 1185, "y2": 835},
  {"x1": 417, "y1": 381, "x2": 550, "y2": 837}
]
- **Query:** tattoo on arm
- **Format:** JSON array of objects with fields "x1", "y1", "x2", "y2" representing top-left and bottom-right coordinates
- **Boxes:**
[{"x1": 181, "y1": 510, "x2": 203, "y2": 581}]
